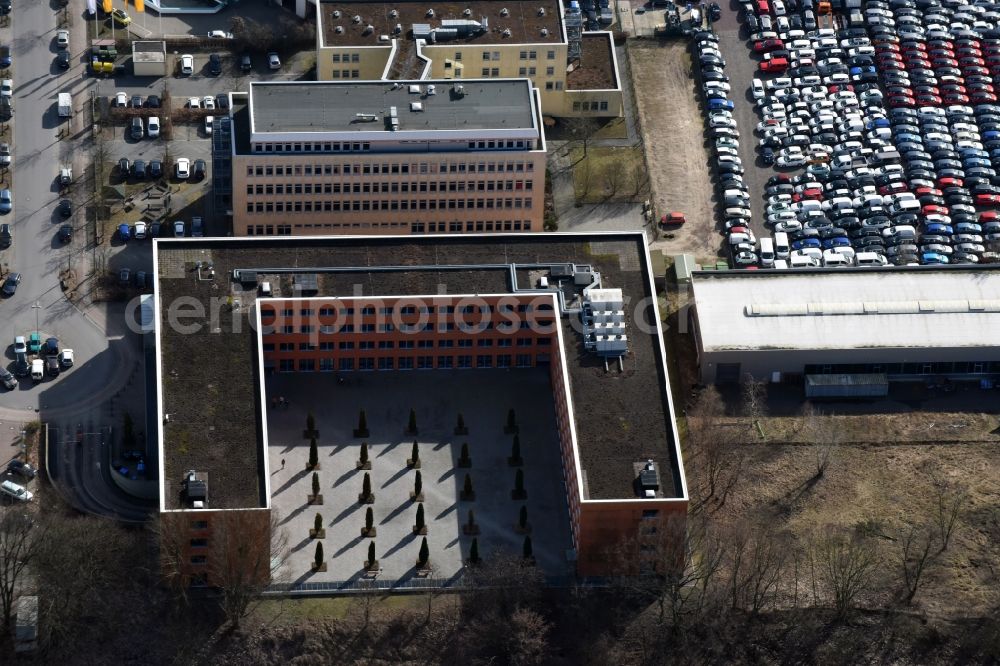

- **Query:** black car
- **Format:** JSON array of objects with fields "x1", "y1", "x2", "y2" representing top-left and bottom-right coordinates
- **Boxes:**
[
  {"x1": 57, "y1": 50, "x2": 70, "y2": 69},
  {"x1": 192, "y1": 159, "x2": 206, "y2": 180},
  {"x1": 2, "y1": 271, "x2": 19, "y2": 296},
  {"x1": 118, "y1": 157, "x2": 130, "y2": 176},
  {"x1": 0, "y1": 366, "x2": 14, "y2": 389},
  {"x1": 0, "y1": 222, "x2": 9, "y2": 248},
  {"x1": 148, "y1": 160, "x2": 162, "y2": 179},
  {"x1": 761, "y1": 146, "x2": 774, "y2": 165},
  {"x1": 6, "y1": 459, "x2": 35, "y2": 479},
  {"x1": 131, "y1": 94, "x2": 143, "y2": 108},
  {"x1": 14, "y1": 352, "x2": 27, "y2": 377},
  {"x1": 58, "y1": 224, "x2": 72, "y2": 243},
  {"x1": 708, "y1": 2, "x2": 720, "y2": 20},
  {"x1": 0, "y1": 0, "x2": 10, "y2": 15},
  {"x1": 58, "y1": 199, "x2": 72, "y2": 218},
  {"x1": 209, "y1": 53, "x2": 222, "y2": 75},
  {"x1": 132, "y1": 159, "x2": 146, "y2": 179},
  {"x1": 240, "y1": 51, "x2": 252, "y2": 71},
  {"x1": 146, "y1": 95, "x2": 161, "y2": 108}
]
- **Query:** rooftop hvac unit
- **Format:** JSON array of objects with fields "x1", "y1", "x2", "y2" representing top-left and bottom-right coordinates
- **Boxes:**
[
  {"x1": 502, "y1": 28, "x2": 511, "y2": 37},
  {"x1": 410, "y1": 101, "x2": 424, "y2": 111},
  {"x1": 434, "y1": 28, "x2": 459, "y2": 40},
  {"x1": 426, "y1": 7, "x2": 434, "y2": 16},
  {"x1": 441, "y1": 19, "x2": 485, "y2": 35},
  {"x1": 334, "y1": 25, "x2": 344, "y2": 33},
  {"x1": 595, "y1": 334, "x2": 628, "y2": 355},
  {"x1": 362, "y1": 23, "x2": 374, "y2": 34},
  {"x1": 453, "y1": 83, "x2": 466, "y2": 96},
  {"x1": 639, "y1": 460, "x2": 659, "y2": 491},
  {"x1": 333, "y1": 9, "x2": 341, "y2": 17},
  {"x1": 427, "y1": 84, "x2": 436, "y2": 95},
  {"x1": 538, "y1": 6, "x2": 545, "y2": 14},
  {"x1": 501, "y1": 6, "x2": 510, "y2": 15},
  {"x1": 352, "y1": 14, "x2": 361, "y2": 23},
  {"x1": 587, "y1": 288, "x2": 624, "y2": 311},
  {"x1": 390, "y1": 8, "x2": 398, "y2": 16},
  {"x1": 541, "y1": 27, "x2": 548, "y2": 35},
  {"x1": 379, "y1": 34, "x2": 390, "y2": 41},
  {"x1": 408, "y1": 84, "x2": 422, "y2": 93},
  {"x1": 412, "y1": 23, "x2": 432, "y2": 39},
  {"x1": 463, "y1": 7, "x2": 471, "y2": 15},
  {"x1": 388, "y1": 106, "x2": 400, "y2": 130},
  {"x1": 394, "y1": 23, "x2": 402, "y2": 33},
  {"x1": 355, "y1": 112, "x2": 378, "y2": 121}
]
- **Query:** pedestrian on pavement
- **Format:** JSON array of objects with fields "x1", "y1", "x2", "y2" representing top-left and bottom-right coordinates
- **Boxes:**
[{"x1": 281, "y1": 458, "x2": 285, "y2": 470}]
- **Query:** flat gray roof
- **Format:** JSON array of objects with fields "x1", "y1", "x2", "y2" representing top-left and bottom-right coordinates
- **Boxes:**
[
  {"x1": 249, "y1": 80, "x2": 536, "y2": 135},
  {"x1": 693, "y1": 267, "x2": 1000, "y2": 352}
]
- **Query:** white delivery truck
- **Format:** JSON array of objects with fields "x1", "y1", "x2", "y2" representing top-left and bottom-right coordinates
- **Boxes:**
[{"x1": 57, "y1": 92, "x2": 72, "y2": 118}]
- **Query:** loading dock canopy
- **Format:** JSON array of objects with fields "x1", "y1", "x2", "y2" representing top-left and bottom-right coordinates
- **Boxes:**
[{"x1": 805, "y1": 373, "x2": 889, "y2": 398}]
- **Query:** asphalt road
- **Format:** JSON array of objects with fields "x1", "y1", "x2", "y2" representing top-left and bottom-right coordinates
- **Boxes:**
[
  {"x1": 0, "y1": 0, "x2": 148, "y2": 519},
  {"x1": 714, "y1": 0, "x2": 770, "y2": 240}
]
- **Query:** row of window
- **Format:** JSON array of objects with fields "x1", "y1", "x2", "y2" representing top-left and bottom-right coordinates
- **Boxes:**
[
  {"x1": 244, "y1": 197, "x2": 533, "y2": 214},
  {"x1": 331, "y1": 53, "x2": 361, "y2": 63},
  {"x1": 249, "y1": 141, "x2": 533, "y2": 155},
  {"x1": 573, "y1": 100, "x2": 611, "y2": 112},
  {"x1": 804, "y1": 361, "x2": 1000, "y2": 375},
  {"x1": 267, "y1": 321, "x2": 552, "y2": 334},
  {"x1": 544, "y1": 81, "x2": 566, "y2": 91},
  {"x1": 329, "y1": 69, "x2": 361, "y2": 78},
  {"x1": 267, "y1": 337, "x2": 549, "y2": 351},
  {"x1": 269, "y1": 303, "x2": 549, "y2": 317},
  {"x1": 245, "y1": 161, "x2": 534, "y2": 177},
  {"x1": 276, "y1": 354, "x2": 541, "y2": 372},
  {"x1": 244, "y1": 219, "x2": 532, "y2": 234},
  {"x1": 245, "y1": 179, "x2": 533, "y2": 196}
]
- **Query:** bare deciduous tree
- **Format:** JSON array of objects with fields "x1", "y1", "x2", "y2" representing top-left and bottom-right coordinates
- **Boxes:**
[
  {"x1": 685, "y1": 386, "x2": 745, "y2": 513},
  {"x1": 726, "y1": 522, "x2": 787, "y2": 614},
  {"x1": 503, "y1": 606, "x2": 552, "y2": 666},
  {"x1": 813, "y1": 528, "x2": 881, "y2": 619},
  {"x1": 898, "y1": 523, "x2": 938, "y2": 605},
  {"x1": 931, "y1": 473, "x2": 968, "y2": 553},
  {"x1": 0, "y1": 509, "x2": 37, "y2": 631}
]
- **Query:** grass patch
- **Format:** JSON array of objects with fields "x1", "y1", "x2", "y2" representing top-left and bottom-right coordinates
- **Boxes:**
[
  {"x1": 253, "y1": 594, "x2": 425, "y2": 624},
  {"x1": 570, "y1": 145, "x2": 648, "y2": 203},
  {"x1": 590, "y1": 116, "x2": 628, "y2": 140}
]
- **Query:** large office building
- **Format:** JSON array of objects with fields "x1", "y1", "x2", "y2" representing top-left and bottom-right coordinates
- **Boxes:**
[
  {"x1": 311, "y1": 0, "x2": 624, "y2": 118},
  {"x1": 690, "y1": 267, "x2": 1000, "y2": 389},
  {"x1": 153, "y1": 232, "x2": 687, "y2": 587},
  {"x1": 218, "y1": 79, "x2": 546, "y2": 237}
]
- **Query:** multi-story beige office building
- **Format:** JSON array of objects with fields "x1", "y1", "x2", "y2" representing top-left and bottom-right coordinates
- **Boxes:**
[
  {"x1": 312, "y1": 0, "x2": 624, "y2": 118},
  {"x1": 222, "y1": 79, "x2": 546, "y2": 237}
]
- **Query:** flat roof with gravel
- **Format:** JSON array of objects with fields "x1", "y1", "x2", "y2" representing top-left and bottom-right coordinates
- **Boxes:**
[
  {"x1": 154, "y1": 233, "x2": 683, "y2": 510},
  {"x1": 248, "y1": 80, "x2": 537, "y2": 136}
]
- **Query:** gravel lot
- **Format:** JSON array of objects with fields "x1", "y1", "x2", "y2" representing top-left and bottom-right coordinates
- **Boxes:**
[{"x1": 630, "y1": 40, "x2": 721, "y2": 262}]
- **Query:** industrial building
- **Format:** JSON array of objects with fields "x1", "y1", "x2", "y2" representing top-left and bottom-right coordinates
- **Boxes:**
[
  {"x1": 216, "y1": 79, "x2": 546, "y2": 236},
  {"x1": 313, "y1": 0, "x2": 624, "y2": 118},
  {"x1": 690, "y1": 268, "x2": 1000, "y2": 392},
  {"x1": 153, "y1": 232, "x2": 687, "y2": 586}
]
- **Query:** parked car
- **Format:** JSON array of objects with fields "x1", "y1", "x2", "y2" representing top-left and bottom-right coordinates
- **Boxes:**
[
  {"x1": 180, "y1": 54, "x2": 194, "y2": 75},
  {"x1": 1, "y1": 271, "x2": 19, "y2": 296},
  {"x1": 0, "y1": 479, "x2": 32, "y2": 502},
  {"x1": 267, "y1": 52, "x2": 281, "y2": 70}
]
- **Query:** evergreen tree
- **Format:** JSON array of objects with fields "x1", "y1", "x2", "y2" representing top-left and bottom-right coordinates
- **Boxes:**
[
  {"x1": 515, "y1": 468, "x2": 525, "y2": 493},
  {"x1": 519, "y1": 505, "x2": 528, "y2": 529},
  {"x1": 457, "y1": 412, "x2": 466, "y2": 431},
  {"x1": 314, "y1": 541, "x2": 324, "y2": 567},
  {"x1": 358, "y1": 409, "x2": 368, "y2": 433},
  {"x1": 314, "y1": 512, "x2": 322, "y2": 534},
  {"x1": 469, "y1": 537, "x2": 480, "y2": 564},
  {"x1": 308, "y1": 437, "x2": 318, "y2": 469},
  {"x1": 410, "y1": 440, "x2": 420, "y2": 464},
  {"x1": 460, "y1": 442, "x2": 471, "y2": 465},
  {"x1": 467, "y1": 509, "x2": 476, "y2": 530},
  {"x1": 507, "y1": 408, "x2": 517, "y2": 431},
  {"x1": 359, "y1": 441, "x2": 369, "y2": 465},
  {"x1": 367, "y1": 541, "x2": 376, "y2": 567},
  {"x1": 311, "y1": 471, "x2": 320, "y2": 498},
  {"x1": 417, "y1": 536, "x2": 429, "y2": 566},
  {"x1": 362, "y1": 472, "x2": 372, "y2": 499},
  {"x1": 408, "y1": 408, "x2": 418, "y2": 433},
  {"x1": 414, "y1": 470, "x2": 423, "y2": 497},
  {"x1": 415, "y1": 502, "x2": 425, "y2": 531},
  {"x1": 523, "y1": 535, "x2": 533, "y2": 560},
  {"x1": 365, "y1": 507, "x2": 374, "y2": 533},
  {"x1": 463, "y1": 473, "x2": 474, "y2": 497}
]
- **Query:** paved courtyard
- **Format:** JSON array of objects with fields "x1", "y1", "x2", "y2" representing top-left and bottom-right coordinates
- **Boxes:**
[{"x1": 265, "y1": 368, "x2": 575, "y2": 588}]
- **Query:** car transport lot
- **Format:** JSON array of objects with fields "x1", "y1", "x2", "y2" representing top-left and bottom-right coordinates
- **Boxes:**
[{"x1": 700, "y1": 0, "x2": 1000, "y2": 268}]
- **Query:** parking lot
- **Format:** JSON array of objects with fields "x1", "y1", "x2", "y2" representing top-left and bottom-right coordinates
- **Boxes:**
[{"x1": 690, "y1": 0, "x2": 1000, "y2": 269}]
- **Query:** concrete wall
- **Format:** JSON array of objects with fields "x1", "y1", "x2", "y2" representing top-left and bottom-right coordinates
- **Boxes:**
[{"x1": 232, "y1": 149, "x2": 546, "y2": 236}]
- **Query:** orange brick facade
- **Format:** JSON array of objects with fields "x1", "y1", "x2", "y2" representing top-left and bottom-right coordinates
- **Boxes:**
[
  {"x1": 165, "y1": 508, "x2": 273, "y2": 589},
  {"x1": 259, "y1": 294, "x2": 558, "y2": 373}
]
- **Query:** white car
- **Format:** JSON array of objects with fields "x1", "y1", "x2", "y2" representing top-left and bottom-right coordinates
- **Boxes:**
[
  {"x1": 147, "y1": 116, "x2": 160, "y2": 138},
  {"x1": 709, "y1": 114, "x2": 736, "y2": 129},
  {"x1": 268, "y1": 52, "x2": 281, "y2": 70},
  {"x1": 59, "y1": 349, "x2": 74, "y2": 367},
  {"x1": 0, "y1": 79, "x2": 12, "y2": 98},
  {"x1": 776, "y1": 152, "x2": 807, "y2": 167},
  {"x1": 114, "y1": 91, "x2": 127, "y2": 107},
  {"x1": 133, "y1": 221, "x2": 147, "y2": 239},
  {"x1": 180, "y1": 54, "x2": 194, "y2": 75},
  {"x1": 56, "y1": 29, "x2": 69, "y2": 49},
  {"x1": 175, "y1": 157, "x2": 190, "y2": 179},
  {"x1": 207, "y1": 30, "x2": 234, "y2": 39},
  {"x1": 202, "y1": 95, "x2": 216, "y2": 110},
  {"x1": 204, "y1": 115, "x2": 214, "y2": 135},
  {"x1": 187, "y1": 97, "x2": 201, "y2": 108},
  {"x1": 751, "y1": 78, "x2": 766, "y2": 101},
  {"x1": 0, "y1": 480, "x2": 32, "y2": 502}
]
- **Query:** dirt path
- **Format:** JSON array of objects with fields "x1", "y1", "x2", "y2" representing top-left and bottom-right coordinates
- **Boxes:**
[{"x1": 629, "y1": 40, "x2": 722, "y2": 263}]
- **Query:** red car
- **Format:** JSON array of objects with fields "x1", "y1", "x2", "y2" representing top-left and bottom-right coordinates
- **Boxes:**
[
  {"x1": 980, "y1": 210, "x2": 999, "y2": 222},
  {"x1": 923, "y1": 204, "x2": 950, "y2": 216},
  {"x1": 759, "y1": 58, "x2": 788, "y2": 73},
  {"x1": 879, "y1": 182, "x2": 909, "y2": 195},
  {"x1": 906, "y1": 57, "x2": 932, "y2": 70},
  {"x1": 932, "y1": 57, "x2": 959, "y2": 68},
  {"x1": 939, "y1": 177, "x2": 963, "y2": 188},
  {"x1": 916, "y1": 94, "x2": 943, "y2": 105},
  {"x1": 960, "y1": 56, "x2": 985, "y2": 67},
  {"x1": 971, "y1": 91, "x2": 998, "y2": 103},
  {"x1": 753, "y1": 38, "x2": 784, "y2": 52},
  {"x1": 975, "y1": 194, "x2": 1000, "y2": 207},
  {"x1": 942, "y1": 94, "x2": 970, "y2": 104},
  {"x1": 915, "y1": 187, "x2": 943, "y2": 197},
  {"x1": 888, "y1": 95, "x2": 915, "y2": 108},
  {"x1": 828, "y1": 83, "x2": 853, "y2": 93},
  {"x1": 756, "y1": 0, "x2": 769, "y2": 13},
  {"x1": 660, "y1": 212, "x2": 686, "y2": 227},
  {"x1": 877, "y1": 42, "x2": 901, "y2": 53}
]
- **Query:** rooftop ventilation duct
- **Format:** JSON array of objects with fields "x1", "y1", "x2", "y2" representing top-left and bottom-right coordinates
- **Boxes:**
[{"x1": 500, "y1": 7, "x2": 510, "y2": 15}]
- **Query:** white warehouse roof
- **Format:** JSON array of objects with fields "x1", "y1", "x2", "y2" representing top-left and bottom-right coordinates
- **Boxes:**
[{"x1": 692, "y1": 268, "x2": 1000, "y2": 352}]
